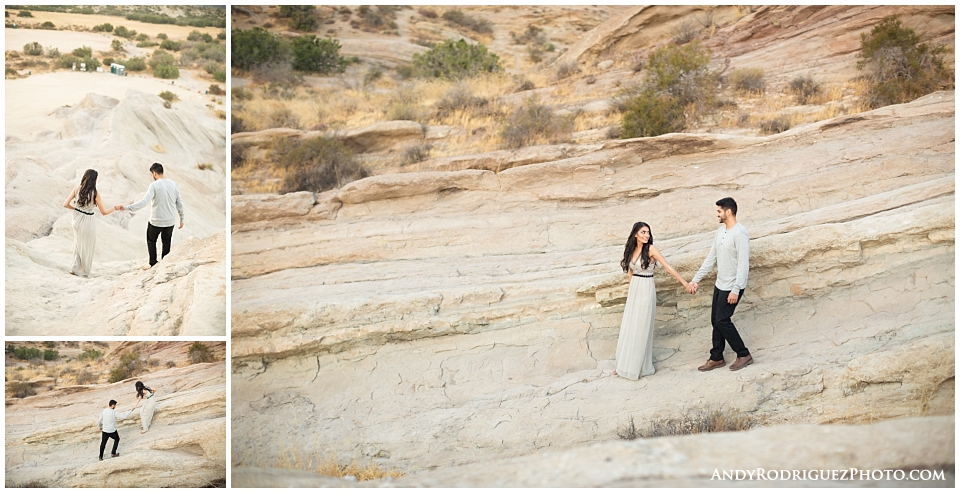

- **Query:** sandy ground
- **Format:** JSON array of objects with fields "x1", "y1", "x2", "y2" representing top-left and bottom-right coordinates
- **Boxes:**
[
  {"x1": 6, "y1": 28, "x2": 117, "y2": 54},
  {"x1": 6, "y1": 70, "x2": 223, "y2": 139},
  {"x1": 4, "y1": 10, "x2": 223, "y2": 40}
]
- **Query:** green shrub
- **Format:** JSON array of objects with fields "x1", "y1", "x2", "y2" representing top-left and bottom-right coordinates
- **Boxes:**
[
  {"x1": 45, "y1": 46, "x2": 60, "y2": 58},
  {"x1": 102, "y1": 57, "x2": 114, "y2": 66},
  {"x1": 109, "y1": 351, "x2": 144, "y2": 383},
  {"x1": 290, "y1": 35, "x2": 346, "y2": 74},
  {"x1": 274, "y1": 136, "x2": 369, "y2": 193},
  {"x1": 40, "y1": 21, "x2": 55, "y2": 29},
  {"x1": 157, "y1": 32, "x2": 168, "y2": 40},
  {"x1": 209, "y1": 84, "x2": 224, "y2": 95},
  {"x1": 42, "y1": 350, "x2": 59, "y2": 361},
  {"x1": 78, "y1": 348, "x2": 103, "y2": 361},
  {"x1": 411, "y1": 38, "x2": 502, "y2": 80},
  {"x1": 120, "y1": 57, "x2": 146, "y2": 71},
  {"x1": 136, "y1": 33, "x2": 149, "y2": 42},
  {"x1": 500, "y1": 98, "x2": 573, "y2": 149},
  {"x1": 232, "y1": 27, "x2": 288, "y2": 71},
  {"x1": 154, "y1": 64, "x2": 179, "y2": 79},
  {"x1": 187, "y1": 30, "x2": 203, "y2": 41},
  {"x1": 441, "y1": 9, "x2": 492, "y2": 34},
  {"x1": 159, "y1": 90, "x2": 178, "y2": 102},
  {"x1": 11, "y1": 346, "x2": 42, "y2": 360},
  {"x1": 363, "y1": 66, "x2": 383, "y2": 85},
  {"x1": 9, "y1": 381, "x2": 36, "y2": 399},
  {"x1": 149, "y1": 49, "x2": 176, "y2": 68},
  {"x1": 285, "y1": 6, "x2": 318, "y2": 31},
  {"x1": 72, "y1": 46, "x2": 92, "y2": 58},
  {"x1": 23, "y1": 42, "x2": 43, "y2": 56},
  {"x1": 789, "y1": 75, "x2": 821, "y2": 105},
  {"x1": 43, "y1": 341, "x2": 56, "y2": 349},
  {"x1": 213, "y1": 70, "x2": 226, "y2": 82},
  {"x1": 113, "y1": 25, "x2": 136, "y2": 39},
  {"x1": 188, "y1": 342, "x2": 216, "y2": 364},
  {"x1": 857, "y1": 15, "x2": 952, "y2": 109},
  {"x1": 621, "y1": 88, "x2": 686, "y2": 138},
  {"x1": 730, "y1": 67, "x2": 765, "y2": 94},
  {"x1": 18, "y1": 10, "x2": 33, "y2": 17},
  {"x1": 159, "y1": 39, "x2": 181, "y2": 51},
  {"x1": 646, "y1": 41, "x2": 714, "y2": 107}
]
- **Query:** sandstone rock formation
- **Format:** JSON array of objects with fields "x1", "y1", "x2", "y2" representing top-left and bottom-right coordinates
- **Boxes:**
[
  {"x1": 5, "y1": 75, "x2": 227, "y2": 335},
  {"x1": 232, "y1": 91, "x2": 954, "y2": 477},
  {"x1": 233, "y1": 415, "x2": 954, "y2": 487},
  {"x1": 5, "y1": 343, "x2": 226, "y2": 488}
]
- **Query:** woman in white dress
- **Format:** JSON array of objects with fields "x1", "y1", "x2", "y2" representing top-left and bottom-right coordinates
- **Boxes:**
[
  {"x1": 131, "y1": 381, "x2": 158, "y2": 433},
  {"x1": 61, "y1": 169, "x2": 121, "y2": 277},
  {"x1": 613, "y1": 222, "x2": 691, "y2": 379}
]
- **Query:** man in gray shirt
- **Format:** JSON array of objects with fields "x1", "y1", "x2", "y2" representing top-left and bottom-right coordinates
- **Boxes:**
[
  {"x1": 97, "y1": 399, "x2": 133, "y2": 460},
  {"x1": 688, "y1": 197, "x2": 753, "y2": 371},
  {"x1": 120, "y1": 163, "x2": 185, "y2": 267}
]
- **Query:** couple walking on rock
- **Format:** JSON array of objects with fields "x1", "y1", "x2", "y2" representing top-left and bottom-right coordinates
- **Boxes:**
[
  {"x1": 613, "y1": 197, "x2": 753, "y2": 380},
  {"x1": 97, "y1": 382, "x2": 157, "y2": 461},
  {"x1": 63, "y1": 163, "x2": 185, "y2": 277}
]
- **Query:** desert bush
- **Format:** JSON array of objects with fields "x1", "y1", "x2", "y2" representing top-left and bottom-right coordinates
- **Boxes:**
[
  {"x1": 120, "y1": 57, "x2": 146, "y2": 71},
  {"x1": 672, "y1": 21, "x2": 699, "y2": 45},
  {"x1": 209, "y1": 84, "x2": 224, "y2": 95},
  {"x1": 274, "y1": 136, "x2": 369, "y2": 193},
  {"x1": 188, "y1": 342, "x2": 216, "y2": 364},
  {"x1": 395, "y1": 63, "x2": 414, "y2": 79},
  {"x1": 556, "y1": 61, "x2": 579, "y2": 80},
  {"x1": 441, "y1": 9, "x2": 492, "y2": 35},
  {"x1": 411, "y1": 39, "x2": 502, "y2": 80},
  {"x1": 280, "y1": 6, "x2": 318, "y2": 31},
  {"x1": 137, "y1": 41, "x2": 159, "y2": 48},
  {"x1": 640, "y1": 408, "x2": 755, "y2": 438},
  {"x1": 252, "y1": 61, "x2": 302, "y2": 87},
  {"x1": 147, "y1": 358, "x2": 159, "y2": 367},
  {"x1": 386, "y1": 102, "x2": 420, "y2": 121},
  {"x1": 500, "y1": 99, "x2": 573, "y2": 149},
  {"x1": 233, "y1": 87, "x2": 253, "y2": 101},
  {"x1": 620, "y1": 88, "x2": 685, "y2": 138},
  {"x1": 290, "y1": 35, "x2": 346, "y2": 74},
  {"x1": 113, "y1": 25, "x2": 136, "y2": 39},
  {"x1": 514, "y1": 78, "x2": 535, "y2": 92},
  {"x1": 148, "y1": 50, "x2": 176, "y2": 68},
  {"x1": 434, "y1": 84, "x2": 488, "y2": 118},
  {"x1": 159, "y1": 39, "x2": 181, "y2": 51},
  {"x1": 730, "y1": 67, "x2": 765, "y2": 94},
  {"x1": 45, "y1": 46, "x2": 60, "y2": 58},
  {"x1": 39, "y1": 21, "x2": 55, "y2": 29},
  {"x1": 154, "y1": 64, "x2": 179, "y2": 79},
  {"x1": 418, "y1": 7, "x2": 438, "y2": 19},
  {"x1": 11, "y1": 346, "x2": 43, "y2": 360},
  {"x1": 187, "y1": 30, "x2": 203, "y2": 41},
  {"x1": 110, "y1": 39, "x2": 123, "y2": 51},
  {"x1": 157, "y1": 32, "x2": 168, "y2": 40},
  {"x1": 759, "y1": 115, "x2": 791, "y2": 134},
  {"x1": 645, "y1": 41, "x2": 714, "y2": 107},
  {"x1": 363, "y1": 66, "x2": 383, "y2": 85},
  {"x1": 268, "y1": 107, "x2": 301, "y2": 129},
  {"x1": 43, "y1": 341, "x2": 56, "y2": 348},
  {"x1": 79, "y1": 349, "x2": 103, "y2": 361},
  {"x1": 136, "y1": 33, "x2": 149, "y2": 42},
  {"x1": 76, "y1": 370, "x2": 98, "y2": 385},
  {"x1": 789, "y1": 75, "x2": 821, "y2": 105},
  {"x1": 22, "y1": 42, "x2": 43, "y2": 56},
  {"x1": 404, "y1": 143, "x2": 432, "y2": 164},
  {"x1": 617, "y1": 416, "x2": 639, "y2": 440},
  {"x1": 232, "y1": 27, "x2": 288, "y2": 71},
  {"x1": 159, "y1": 90, "x2": 178, "y2": 102},
  {"x1": 72, "y1": 46, "x2": 93, "y2": 58},
  {"x1": 109, "y1": 351, "x2": 144, "y2": 383},
  {"x1": 102, "y1": 57, "x2": 114, "y2": 66},
  {"x1": 42, "y1": 350, "x2": 59, "y2": 361},
  {"x1": 18, "y1": 10, "x2": 33, "y2": 17},
  {"x1": 9, "y1": 381, "x2": 36, "y2": 399},
  {"x1": 166, "y1": 361, "x2": 177, "y2": 368},
  {"x1": 857, "y1": 15, "x2": 952, "y2": 109}
]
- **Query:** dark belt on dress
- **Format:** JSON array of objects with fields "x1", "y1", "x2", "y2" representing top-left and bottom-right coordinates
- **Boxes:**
[
  {"x1": 75, "y1": 209, "x2": 94, "y2": 216},
  {"x1": 633, "y1": 273, "x2": 653, "y2": 278}
]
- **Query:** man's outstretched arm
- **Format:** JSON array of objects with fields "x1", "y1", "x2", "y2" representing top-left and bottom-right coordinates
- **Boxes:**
[{"x1": 126, "y1": 182, "x2": 155, "y2": 213}]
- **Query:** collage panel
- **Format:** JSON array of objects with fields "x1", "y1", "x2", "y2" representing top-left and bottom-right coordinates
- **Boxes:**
[
  {"x1": 5, "y1": 341, "x2": 226, "y2": 487},
  {"x1": 5, "y1": 5, "x2": 227, "y2": 336},
  {"x1": 229, "y1": 5, "x2": 954, "y2": 488}
]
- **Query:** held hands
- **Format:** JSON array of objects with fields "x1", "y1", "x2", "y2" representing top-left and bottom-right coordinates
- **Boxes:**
[
  {"x1": 114, "y1": 205, "x2": 124, "y2": 211},
  {"x1": 686, "y1": 281, "x2": 699, "y2": 295}
]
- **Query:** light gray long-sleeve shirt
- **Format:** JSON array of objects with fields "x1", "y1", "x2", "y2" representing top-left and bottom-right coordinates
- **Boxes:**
[
  {"x1": 126, "y1": 178, "x2": 184, "y2": 228},
  {"x1": 692, "y1": 223, "x2": 750, "y2": 292},
  {"x1": 97, "y1": 407, "x2": 133, "y2": 433}
]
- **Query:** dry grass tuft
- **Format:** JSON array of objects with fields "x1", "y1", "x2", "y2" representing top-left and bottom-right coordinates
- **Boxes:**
[{"x1": 638, "y1": 407, "x2": 755, "y2": 438}]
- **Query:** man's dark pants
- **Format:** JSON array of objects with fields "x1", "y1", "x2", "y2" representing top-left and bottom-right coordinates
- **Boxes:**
[
  {"x1": 100, "y1": 431, "x2": 119, "y2": 459},
  {"x1": 709, "y1": 287, "x2": 750, "y2": 361},
  {"x1": 146, "y1": 222, "x2": 174, "y2": 266}
]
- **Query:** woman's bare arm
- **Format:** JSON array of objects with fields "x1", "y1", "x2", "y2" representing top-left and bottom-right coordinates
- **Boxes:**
[
  {"x1": 63, "y1": 187, "x2": 77, "y2": 209},
  {"x1": 650, "y1": 245, "x2": 689, "y2": 288}
]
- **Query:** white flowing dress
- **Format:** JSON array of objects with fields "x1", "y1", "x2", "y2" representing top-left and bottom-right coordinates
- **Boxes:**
[
  {"x1": 614, "y1": 258, "x2": 658, "y2": 380},
  {"x1": 70, "y1": 200, "x2": 97, "y2": 277},
  {"x1": 140, "y1": 390, "x2": 157, "y2": 431}
]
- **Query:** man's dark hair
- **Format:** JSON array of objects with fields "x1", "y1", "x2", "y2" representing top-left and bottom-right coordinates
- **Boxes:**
[
  {"x1": 716, "y1": 197, "x2": 737, "y2": 216},
  {"x1": 149, "y1": 163, "x2": 164, "y2": 175},
  {"x1": 109, "y1": 399, "x2": 117, "y2": 407}
]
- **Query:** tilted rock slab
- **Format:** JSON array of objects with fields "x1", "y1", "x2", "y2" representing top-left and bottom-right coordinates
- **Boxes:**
[
  {"x1": 5, "y1": 360, "x2": 226, "y2": 488},
  {"x1": 231, "y1": 93, "x2": 954, "y2": 474}
]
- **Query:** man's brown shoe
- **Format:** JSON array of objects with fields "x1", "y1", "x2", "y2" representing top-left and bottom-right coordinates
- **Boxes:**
[
  {"x1": 698, "y1": 359, "x2": 726, "y2": 371},
  {"x1": 730, "y1": 355, "x2": 754, "y2": 371}
]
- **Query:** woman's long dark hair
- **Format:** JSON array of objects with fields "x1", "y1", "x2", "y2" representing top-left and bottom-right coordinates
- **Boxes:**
[
  {"x1": 77, "y1": 169, "x2": 98, "y2": 207},
  {"x1": 620, "y1": 221, "x2": 653, "y2": 272},
  {"x1": 135, "y1": 381, "x2": 152, "y2": 398}
]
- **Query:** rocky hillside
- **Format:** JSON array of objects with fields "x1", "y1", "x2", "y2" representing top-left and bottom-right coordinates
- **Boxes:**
[
  {"x1": 230, "y1": 5, "x2": 954, "y2": 484},
  {"x1": 5, "y1": 73, "x2": 227, "y2": 335},
  {"x1": 5, "y1": 342, "x2": 226, "y2": 488}
]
